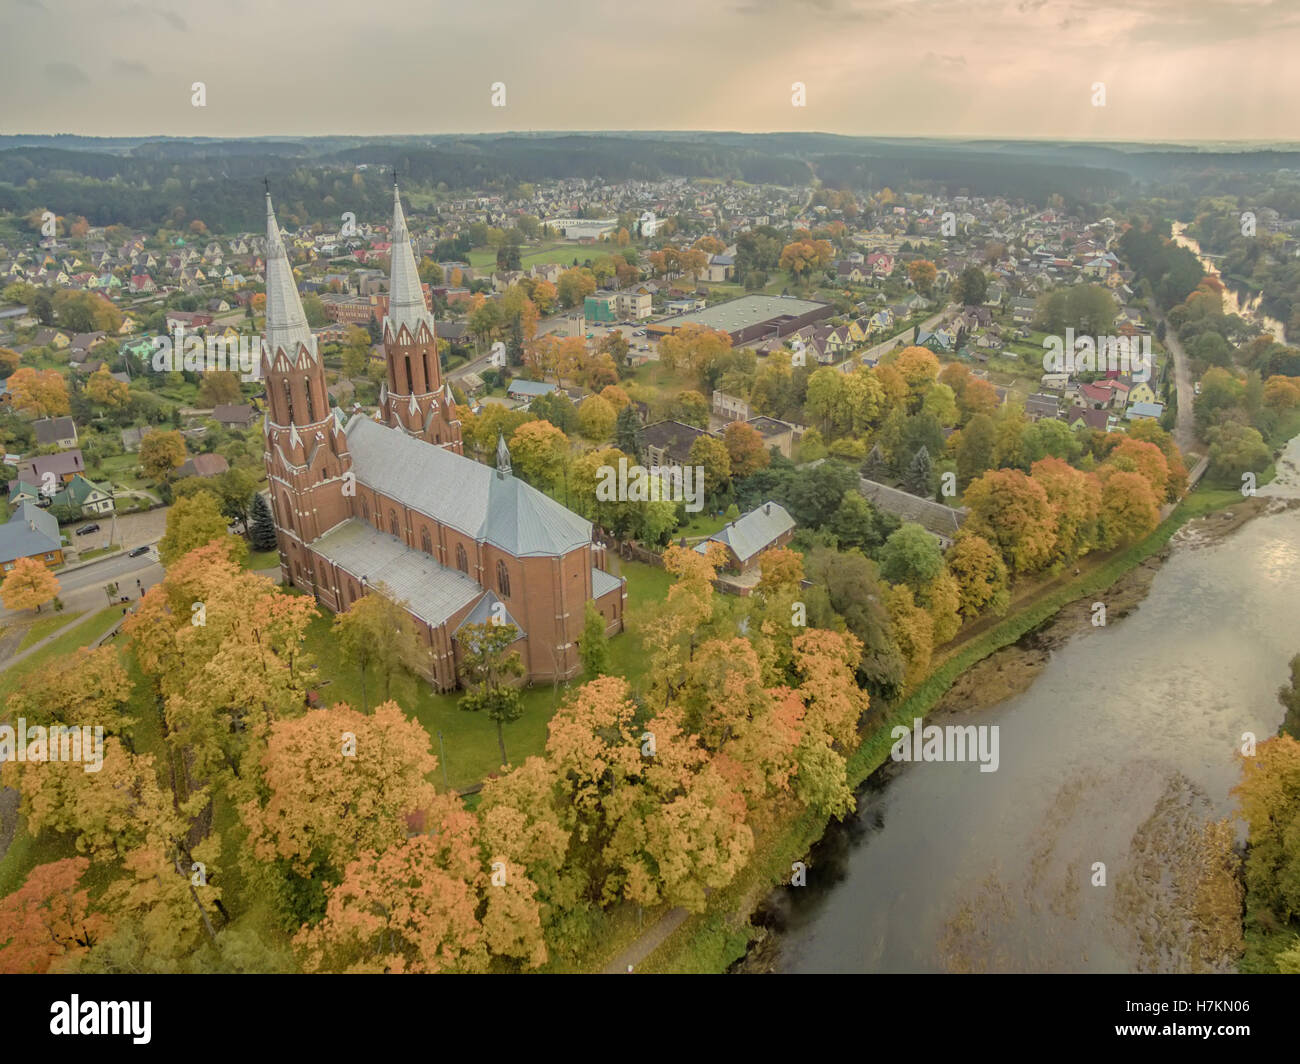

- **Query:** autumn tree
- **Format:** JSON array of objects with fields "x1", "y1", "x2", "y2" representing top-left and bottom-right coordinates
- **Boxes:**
[
  {"x1": 906, "y1": 259, "x2": 938, "y2": 295},
  {"x1": 657, "y1": 323, "x2": 738, "y2": 392},
  {"x1": 0, "y1": 858, "x2": 108, "y2": 973},
  {"x1": 456, "y1": 621, "x2": 526, "y2": 766},
  {"x1": 158, "y1": 490, "x2": 246, "y2": 566},
  {"x1": 946, "y1": 534, "x2": 1010, "y2": 619},
  {"x1": 242, "y1": 701, "x2": 440, "y2": 882},
  {"x1": 0, "y1": 556, "x2": 60, "y2": 613},
  {"x1": 6, "y1": 645, "x2": 133, "y2": 737},
  {"x1": 962, "y1": 468, "x2": 1056, "y2": 574},
  {"x1": 1232, "y1": 734, "x2": 1300, "y2": 970},
  {"x1": 7, "y1": 367, "x2": 70, "y2": 417},
  {"x1": 508, "y1": 419, "x2": 569, "y2": 491},
  {"x1": 125, "y1": 542, "x2": 315, "y2": 787},
  {"x1": 577, "y1": 394, "x2": 616, "y2": 441},
  {"x1": 1097, "y1": 470, "x2": 1159, "y2": 548},
  {"x1": 85, "y1": 365, "x2": 129, "y2": 408},
  {"x1": 723, "y1": 421, "x2": 770, "y2": 479},
  {"x1": 197, "y1": 370, "x2": 243, "y2": 408},
  {"x1": 688, "y1": 433, "x2": 732, "y2": 499},
  {"x1": 1030, "y1": 456, "x2": 1101, "y2": 563},
  {"x1": 139, "y1": 428, "x2": 187, "y2": 483},
  {"x1": 333, "y1": 586, "x2": 422, "y2": 709}
]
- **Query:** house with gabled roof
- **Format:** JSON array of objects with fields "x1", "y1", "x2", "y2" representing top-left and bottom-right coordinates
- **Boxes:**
[
  {"x1": 693, "y1": 500, "x2": 795, "y2": 574},
  {"x1": 0, "y1": 500, "x2": 64, "y2": 571}
]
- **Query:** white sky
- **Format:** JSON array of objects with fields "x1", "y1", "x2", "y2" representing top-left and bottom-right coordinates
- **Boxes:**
[{"x1": 4, "y1": 0, "x2": 1299, "y2": 141}]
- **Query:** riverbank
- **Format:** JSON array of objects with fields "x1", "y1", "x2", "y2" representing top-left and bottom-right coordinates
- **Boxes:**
[{"x1": 635, "y1": 484, "x2": 1278, "y2": 973}]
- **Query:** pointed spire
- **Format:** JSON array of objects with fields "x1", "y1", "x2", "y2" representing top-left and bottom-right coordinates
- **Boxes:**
[
  {"x1": 408, "y1": 392, "x2": 418, "y2": 415},
  {"x1": 496, "y1": 431, "x2": 512, "y2": 477},
  {"x1": 385, "y1": 182, "x2": 434, "y2": 341},
  {"x1": 264, "y1": 192, "x2": 315, "y2": 362}
]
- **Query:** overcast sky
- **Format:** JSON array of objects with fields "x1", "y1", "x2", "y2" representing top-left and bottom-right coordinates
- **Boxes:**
[{"x1": 5, "y1": 0, "x2": 1299, "y2": 142}]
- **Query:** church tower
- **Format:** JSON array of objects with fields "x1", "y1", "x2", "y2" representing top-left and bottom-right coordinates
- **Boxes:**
[
  {"x1": 381, "y1": 180, "x2": 463, "y2": 452},
  {"x1": 261, "y1": 191, "x2": 353, "y2": 591}
]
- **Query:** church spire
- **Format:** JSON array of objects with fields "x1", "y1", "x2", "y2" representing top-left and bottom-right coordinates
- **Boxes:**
[
  {"x1": 385, "y1": 182, "x2": 434, "y2": 342},
  {"x1": 263, "y1": 192, "x2": 315, "y2": 363}
]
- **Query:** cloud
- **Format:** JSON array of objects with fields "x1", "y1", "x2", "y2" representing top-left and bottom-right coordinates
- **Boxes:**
[
  {"x1": 44, "y1": 61, "x2": 89, "y2": 85},
  {"x1": 923, "y1": 52, "x2": 968, "y2": 68},
  {"x1": 114, "y1": 2, "x2": 187, "y2": 30},
  {"x1": 113, "y1": 58, "x2": 151, "y2": 78}
]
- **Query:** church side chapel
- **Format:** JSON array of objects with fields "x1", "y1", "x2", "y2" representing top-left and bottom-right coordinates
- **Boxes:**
[{"x1": 261, "y1": 183, "x2": 625, "y2": 689}]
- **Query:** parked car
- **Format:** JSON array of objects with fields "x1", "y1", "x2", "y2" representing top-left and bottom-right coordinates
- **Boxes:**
[
  {"x1": 128, "y1": 545, "x2": 151, "y2": 558},
  {"x1": 75, "y1": 523, "x2": 100, "y2": 536}
]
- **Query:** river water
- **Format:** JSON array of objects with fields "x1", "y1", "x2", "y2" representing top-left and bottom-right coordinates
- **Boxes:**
[
  {"x1": 1171, "y1": 222, "x2": 1286, "y2": 342},
  {"x1": 766, "y1": 436, "x2": 1300, "y2": 973}
]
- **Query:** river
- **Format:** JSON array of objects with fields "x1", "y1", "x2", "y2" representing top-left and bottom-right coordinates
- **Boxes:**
[
  {"x1": 1171, "y1": 222, "x2": 1286, "y2": 342},
  {"x1": 762, "y1": 436, "x2": 1300, "y2": 974}
]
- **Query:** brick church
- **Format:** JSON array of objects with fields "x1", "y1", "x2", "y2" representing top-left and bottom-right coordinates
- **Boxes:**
[{"x1": 261, "y1": 184, "x2": 625, "y2": 689}]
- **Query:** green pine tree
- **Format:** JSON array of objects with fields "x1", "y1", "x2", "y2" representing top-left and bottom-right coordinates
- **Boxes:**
[
  {"x1": 904, "y1": 445, "x2": 932, "y2": 498},
  {"x1": 614, "y1": 404, "x2": 645, "y2": 463},
  {"x1": 249, "y1": 492, "x2": 279, "y2": 552}
]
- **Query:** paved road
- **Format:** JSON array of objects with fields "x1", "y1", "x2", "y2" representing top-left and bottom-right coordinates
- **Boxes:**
[
  {"x1": 833, "y1": 309, "x2": 948, "y2": 373},
  {"x1": 601, "y1": 907, "x2": 689, "y2": 973},
  {"x1": 1152, "y1": 307, "x2": 1197, "y2": 456},
  {"x1": 0, "y1": 551, "x2": 163, "y2": 630}
]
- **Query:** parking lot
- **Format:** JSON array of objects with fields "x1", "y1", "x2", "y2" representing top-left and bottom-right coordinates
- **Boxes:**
[{"x1": 65, "y1": 506, "x2": 169, "y2": 557}]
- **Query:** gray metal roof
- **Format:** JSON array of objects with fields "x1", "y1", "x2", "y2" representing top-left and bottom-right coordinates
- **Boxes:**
[
  {"x1": 592, "y1": 566, "x2": 622, "y2": 599},
  {"x1": 858, "y1": 477, "x2": 967, "y2": 536},
  {"x1": 385, "y1": 185, "x2": 436, "y2": 342},
  {"x1": 454, "y1": 591, "x2": 525, "y2": 638},
  {"x1": 263, "y1": 194, "x2": 315, "y2": 361},
  {"x1": 344, "y1": 415, "x2": 593, "y2": 557},
  {"x1": 694, "y1": 500, "x2": 795, "y2": 564},
  {"x1": 0, "y1": 501, "x2": 62, "y2": 564},
  {"x1": 311, "y1": 518, "x2": 484, "y2": 627}
]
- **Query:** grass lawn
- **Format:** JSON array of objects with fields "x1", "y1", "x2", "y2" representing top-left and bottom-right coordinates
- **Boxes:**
[
  {"x1": 678, "y1": 512, "x2": 730, "y2": 538},
  {"x1": 0, "y1": 606, "x2": 125, "y2": 701},
  {"x1": 244, "y1": 549, "x2": 280, "y2": 571},
  {"x1": 466, "y1": 243, "x2": 592, "y2": 271},
  {"x1": 78, "y1": 545, "x2": 123, "y2": 562},
  {"x1": 16, "y1": 610, "x2": 85, "y2": 651},
  {"x1": 298, "y1": 611, "x2": 567, "y2": 790},
  {"x1": 291, "y1": 558, "x2": 673, "y2": 790}
]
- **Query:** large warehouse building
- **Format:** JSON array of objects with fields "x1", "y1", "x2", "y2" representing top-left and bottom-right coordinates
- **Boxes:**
[{"x1": 645, "y1": 294, "x2": 834, "y2": 346}]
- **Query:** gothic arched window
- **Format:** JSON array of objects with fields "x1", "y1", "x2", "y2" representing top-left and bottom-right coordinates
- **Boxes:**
[
  {"x1": 389, "y1": 510, "x2": 400, "y2": 537},
  {"x1": 496, "y1": 560, "x2": 511, "y2": 598},
  {"x1": 304, "y1": 376, "x2": 316, "y2": 422},
  {"x1": 360, "y1": 497, "x2": 369, "y2": 522},
  {"x1": 456, "y1": 544, "x2": 468, "y2": 574},
  {"x1": 281, "y1": 378, "x2": 295, "y2": 423},
  {"x1": 421, "y1": 528, "x2": 432, "y2": 555}
]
